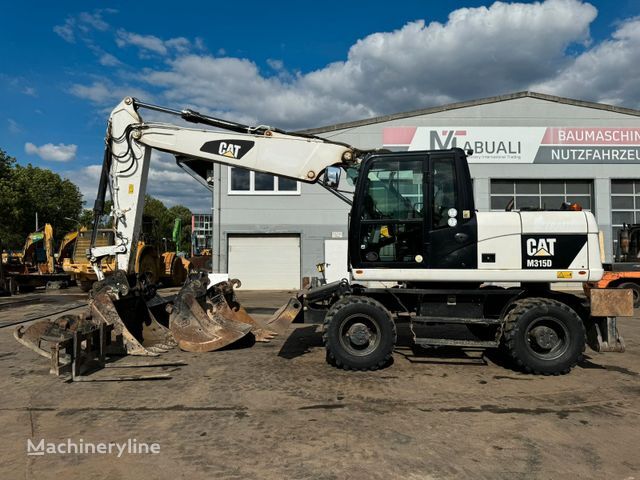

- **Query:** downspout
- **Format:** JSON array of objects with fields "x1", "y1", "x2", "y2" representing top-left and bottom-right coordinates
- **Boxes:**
[{"x1": 216, "y1": 163, "x2": 223, "y2": 273}]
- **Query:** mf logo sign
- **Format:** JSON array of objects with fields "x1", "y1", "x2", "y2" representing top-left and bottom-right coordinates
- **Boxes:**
[{"x1": 429, "y1": 130, "x2": 467, "y2": 149}]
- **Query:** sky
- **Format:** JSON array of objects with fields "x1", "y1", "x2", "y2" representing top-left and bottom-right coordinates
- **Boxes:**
[{"x1": 1, "y1": 0, "x2": 640, "y2": 212}]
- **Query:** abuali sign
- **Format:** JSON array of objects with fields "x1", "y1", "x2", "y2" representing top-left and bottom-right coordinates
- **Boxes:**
[{"x1": 383, "y1": 127, "x2": 640, "y2": 164}]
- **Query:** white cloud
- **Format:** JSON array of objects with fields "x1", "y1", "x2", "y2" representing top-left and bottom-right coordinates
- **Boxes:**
[
  {"x1": 66, "y1": 152, "x2": 210, "y2": 211},
  {"x1": 531, "y1": 16, "x2": 640, "y2": 109},
  {"x1": 69, "y1": 80, "x2": 151, "y2": 105},
  {"x1": 53, "y1": 19, "x2": 75, "y2": 43},
  {"x1": 115, "y1": 30, "x2": 197, "y2": 57},
  {"x1": 126, "y1": 0, "x2": 599, "y2": 129},
  {"x1": 67, "y1": 0, "x2": 640, "y2": 134},
  {"x1": 54, "y1": 9, "x2": 116, "y2": 43},
  {"x1": 62, "y1": 164, "x2": 102, "y2": 207},
  {"x1": 22, "y1": 86, "x2": 37, "y2": 97},
  {"x1": 99, "y1": 52, "x2": 121, "y2": 66},
  {"x1": 25, "y1": 142, "x2": 77, "y2": 162},
  {"x1": 77, "y1": 11, "x2": 109, "y2": 32},
  {"x1": 7, "y1": 119, "x2": 21, "y2": 134},
  {"x1": 116, "y1": 30, "x2": 168, "y2": 55}
]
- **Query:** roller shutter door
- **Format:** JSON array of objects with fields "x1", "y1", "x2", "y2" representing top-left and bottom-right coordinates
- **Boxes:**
[{"x1": 228, "y1": 235, "x2": 300, "y2": 290}]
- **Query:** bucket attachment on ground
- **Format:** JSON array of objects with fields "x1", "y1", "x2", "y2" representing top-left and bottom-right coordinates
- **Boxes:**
[
  {"x1": 587, "y1": 288, "x2": 630, "y2": 353},
  {"x1": 168, "y1": 273, "x2": 253, "y2": 352},
  {"x1": 89, "y1": 271, "x2": 176, "y2": 356},
  {"x1": 210, "y1": 279, "x2": 282, "y2": 342},
  {"x1": 587, "y1": 316, "x2": 626, "y2": 353},
  {"x1": 14, "y1": 312, "x2": 111, "y2": 377},
  {"x1": 260, "y1": 296, "x2": 303, "y2": 334}
]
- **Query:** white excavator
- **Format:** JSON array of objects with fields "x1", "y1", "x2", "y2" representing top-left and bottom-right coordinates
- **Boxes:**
[{"x1": 16, "y1": 97, "x2": 630, "y2": 376}]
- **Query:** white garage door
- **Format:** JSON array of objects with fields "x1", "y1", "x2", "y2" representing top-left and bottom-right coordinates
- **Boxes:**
[{"x1": 228, "y1": 235, "x2": 300, "y2": 290}]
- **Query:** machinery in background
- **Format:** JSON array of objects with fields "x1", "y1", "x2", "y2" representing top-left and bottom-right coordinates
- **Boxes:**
[
  {"x1": 15, "y1": 97, "x2": 630, "y2": 377},
  {"x1": 0, "y1": 240, "x2": 17, "y2": 296},
  {"x1": 3, "y1": 224, "x2": 71, "y2": 292},
  {"x1": 585, "y1": 224, "x2": 640, "y2": 307},
  {"x1": 63, "y1": 217, "x2": 190, "y2": 291},
  {"x1": 62, "y1": 228, "x2": 117, "y2": 291}
]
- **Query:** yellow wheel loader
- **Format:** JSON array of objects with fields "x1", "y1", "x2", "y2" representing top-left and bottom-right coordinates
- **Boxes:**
[
  {"x1": 4, "y1": 224, "x2": 71, "y2": 291},
  {"x1": 16, "y1": 97, "x2": 629, "y2": 375}
]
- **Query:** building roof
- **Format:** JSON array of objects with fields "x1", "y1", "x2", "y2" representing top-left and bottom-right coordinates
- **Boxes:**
[{"x1": 301, "y1": 91, "x2": 640, "y2": 134}]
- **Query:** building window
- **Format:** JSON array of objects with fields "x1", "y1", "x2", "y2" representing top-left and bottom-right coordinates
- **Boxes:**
[
  {"x1": 611, "y1": 180, "x2": 640, "y2": 252},
  {"x1": 490, "y1": 180, "x2": 593, "y2": 211},
  {"x1": 228, "y1": 167, "x2": 300, "y2": 195}
]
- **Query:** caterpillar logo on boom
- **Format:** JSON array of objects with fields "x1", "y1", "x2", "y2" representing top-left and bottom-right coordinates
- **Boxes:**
[{"x1": 200, "y1": 139, "x2": 255, "y2": 160}]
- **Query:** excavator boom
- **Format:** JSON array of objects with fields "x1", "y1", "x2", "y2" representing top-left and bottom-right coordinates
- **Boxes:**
[{"x1": 16, "y1": 97, "x2": 362, "y2": 361}]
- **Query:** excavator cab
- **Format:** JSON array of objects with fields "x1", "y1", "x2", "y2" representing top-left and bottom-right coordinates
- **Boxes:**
[{"x1": 349, "y1": 148, "x2": 477, "y2": 270}]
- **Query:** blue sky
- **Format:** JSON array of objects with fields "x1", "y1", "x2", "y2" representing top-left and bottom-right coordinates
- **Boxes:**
[{"x1": 1, "y1": 0, "x2": 639, "y2": 211}]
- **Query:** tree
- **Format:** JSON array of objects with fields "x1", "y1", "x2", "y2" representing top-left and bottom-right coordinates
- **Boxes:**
[
  {"x1": 0, "y1": 152, "x2": 83, "y2": 249},
  {"x1": 142, "y1": 195, "x2": 192, "y2": 252}
]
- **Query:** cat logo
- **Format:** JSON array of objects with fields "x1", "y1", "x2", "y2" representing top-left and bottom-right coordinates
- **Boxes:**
[
  {"x1": 200, "y1": 139, "x2": 255, "y2": 160},
  {"x1": 526, "y1": 238, "x2": 556, "y2": 257},
  {"x1": 218, "y1": 142, "x2": 242, "y2": 159}
]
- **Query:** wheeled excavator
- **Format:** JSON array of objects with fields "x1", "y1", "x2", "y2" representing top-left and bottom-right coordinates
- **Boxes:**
[{"x1": 16, "y1": 97, "x2": 631, "y2": 375}]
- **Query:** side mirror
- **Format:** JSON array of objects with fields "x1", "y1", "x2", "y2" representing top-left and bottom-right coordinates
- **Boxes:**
[{"x1": 323, "y1": 166, "x2": 342, "y2": 188}]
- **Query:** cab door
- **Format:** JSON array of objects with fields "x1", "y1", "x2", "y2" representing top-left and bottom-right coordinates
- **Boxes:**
[
  {"x1": 349, "y1": 155, "x2": 426, "y2": 269},
  {"x1": 426, "y1": 151, "x2": 477, "y2": 269}
]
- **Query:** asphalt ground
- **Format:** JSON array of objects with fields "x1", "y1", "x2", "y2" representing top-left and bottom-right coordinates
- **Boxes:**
[{"x1": 0, "y1": 286, "x2": 638, "y2": 479}]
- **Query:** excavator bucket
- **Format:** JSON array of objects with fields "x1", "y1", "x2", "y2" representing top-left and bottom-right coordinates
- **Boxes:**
[
  {"x1": 205, "y1": 278, "x2": 303, "y2": 340},
  {"x1": 85, "y1": 271, "x2": 176, "y2": 356},
  {"x1": 261, "y1": 296, "x2": 303, "y2": 334},
  {"x1": 169, "y1": 273, "x2": 253, "y2": 352},
  {"x1": 14, "y1": 268, "x2": 300, "y2": 362}
]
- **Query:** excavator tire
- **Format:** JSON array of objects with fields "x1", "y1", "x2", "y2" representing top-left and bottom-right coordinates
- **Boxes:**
[
  {"x1": 500, "y1": 297, "x2": 585, "y2": 375},
  {"x1": 323, "y1": 296, "x2": 396, "y2": 371}
]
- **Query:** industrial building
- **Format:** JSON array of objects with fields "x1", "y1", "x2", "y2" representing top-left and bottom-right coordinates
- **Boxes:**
[{"x1": 207, "y1": 91, "x2": 640, "y2": 289}]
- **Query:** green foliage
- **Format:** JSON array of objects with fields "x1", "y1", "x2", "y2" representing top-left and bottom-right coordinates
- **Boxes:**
[
  {"x1": 0, "y1": 147, "x2": 192, "y2": 253},
  {"x1": 0, "y1": 151, "x2": 83, "y2": 249},
  {"x1": 142, "y1": 195, "x2": 192, "y2": 253}
]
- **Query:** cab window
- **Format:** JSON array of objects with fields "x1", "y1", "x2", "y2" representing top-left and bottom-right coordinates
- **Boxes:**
[
  {"x1": 432, "y1": 157, "x2": 457, "y2": 229},
  {"x1": 359, "y1": 158, "x2": 423, "y2": 264}
]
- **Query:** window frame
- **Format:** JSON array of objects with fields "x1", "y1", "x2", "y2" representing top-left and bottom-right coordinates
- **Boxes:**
[
  {"x1": 227, "y1": 167, "x2": 301, "y2": 195},
  {"x1": 489, "y1": 179, "x2": 594, "y2": 211},
  {"x1": 611, "y1": 179, "x2": 640, "y2": 251}
]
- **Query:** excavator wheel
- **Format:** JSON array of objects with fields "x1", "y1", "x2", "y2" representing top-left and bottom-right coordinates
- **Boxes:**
[
  {"x1": 322, "y1": 296, "x2": 396, "y2": 371},
  {"x1": 500, "y1": 297, "x2": 585, "y2": 375}
]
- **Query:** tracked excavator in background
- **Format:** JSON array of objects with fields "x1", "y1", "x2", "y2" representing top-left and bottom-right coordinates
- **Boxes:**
[{"x1": 16, "y1": 97, "x2": 631, "y2": 375}]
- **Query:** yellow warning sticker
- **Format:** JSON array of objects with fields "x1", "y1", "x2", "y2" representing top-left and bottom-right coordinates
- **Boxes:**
[
  {"x1": 556, "y1": 271, "x2": 573, "y2": 279},
  {"x1": 128, "y1": 184, "x2": 134, "y2": 194}
]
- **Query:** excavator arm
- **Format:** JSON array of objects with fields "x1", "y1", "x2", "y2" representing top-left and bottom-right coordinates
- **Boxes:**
[{"x1": 90, "y1": 97, "x2": 360, "y2": 278}]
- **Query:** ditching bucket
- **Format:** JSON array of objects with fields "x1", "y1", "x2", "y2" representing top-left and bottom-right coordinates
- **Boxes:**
[{"x1": 168, "y1": 273, "x2": 253, "y2": 352}]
